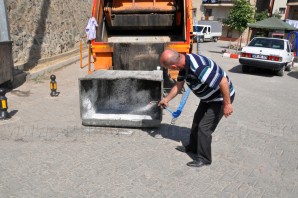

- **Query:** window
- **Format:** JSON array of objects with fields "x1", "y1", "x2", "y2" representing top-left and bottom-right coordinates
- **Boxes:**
[
  {"x1": 227, "y1": 30, "x2": 232, "y2": 38},
  {"x1": 279, "y1": 8, "x2": 286, "y2": 14},
  {"x1": 205, "y1": 8, "x2": 212, "y2": 17},
  {"x1": 193, "y1": 26, "x2": 203, "y2": 32}
]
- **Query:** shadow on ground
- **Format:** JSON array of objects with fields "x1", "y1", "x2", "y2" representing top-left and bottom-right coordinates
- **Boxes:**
[
  {"x1": 208, "y1": 50, "x2": 223, "y2": 54},
  {"x1": 9, "y1": 110, "x2": 18, "y2": 117},
  {"x1": 143, "y1": 123, "x2": 190, "y2": 145},
  {"x1": 143, "y1": 124, "x2": 202, "y2": 161},
  {"x1": 288, "y1": 70, "x2": 298, "y2": 79},
  {"x1": 229, "y1": 65, "x2": 275, "y2": 77}
]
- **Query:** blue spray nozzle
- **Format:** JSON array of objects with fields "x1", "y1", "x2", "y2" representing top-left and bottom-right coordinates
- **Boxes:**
[{"x1": 172, "y1": 110, "x2": 181, "y2": 118}]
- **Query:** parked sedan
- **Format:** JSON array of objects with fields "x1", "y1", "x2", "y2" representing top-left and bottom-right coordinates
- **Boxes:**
[{"x1": 239, "y1": 37, "x2": 294, "y2": 76}]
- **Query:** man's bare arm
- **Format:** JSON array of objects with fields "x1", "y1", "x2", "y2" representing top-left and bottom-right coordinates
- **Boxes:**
[
  {"x1": 158, "y1": 81, "x2": 184, "y2": 108},
  {"x1": 219, "y1": 77, "x2": 233, "y2": 117}
]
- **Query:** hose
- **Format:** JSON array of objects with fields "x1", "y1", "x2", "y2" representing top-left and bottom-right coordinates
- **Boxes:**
[{"x1": 165, "y1": 87, "x2": 191, "y2": 124}]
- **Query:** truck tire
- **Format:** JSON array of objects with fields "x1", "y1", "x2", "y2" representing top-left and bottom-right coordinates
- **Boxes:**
[
  {"x1": 199, "y1": 37, "x2": 204, "y2": 43},
  {"x1": 213, "y1": 37, "x2": 218, "y2": 42},
  {"x1": 277, "y1": 66, "x2": 285, "y2": 77}
]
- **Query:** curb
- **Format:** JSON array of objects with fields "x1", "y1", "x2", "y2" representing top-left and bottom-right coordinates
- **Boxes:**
[
  {"x1": 222, "y1": 53, "x2": 240, "y2": 59},
  {"x1": 27, "y1": 52, "x2": 88, "y2": 80}
]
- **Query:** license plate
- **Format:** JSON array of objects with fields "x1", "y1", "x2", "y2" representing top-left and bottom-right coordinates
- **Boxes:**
[{"x1": 252, "y1": 54, "x2": 267, "y2": 59}]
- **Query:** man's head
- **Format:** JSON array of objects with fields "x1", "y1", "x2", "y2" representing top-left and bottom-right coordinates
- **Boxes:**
[{"x1": 160, "y1": 49, "x2": 185, "y2": 70}]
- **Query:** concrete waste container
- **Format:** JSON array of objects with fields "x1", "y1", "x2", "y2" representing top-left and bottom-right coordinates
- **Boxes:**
[
  {"x1": 0, "y1": 41, "x2": 13, "y2": 85},
  {"x1": 79, "y1": 70, "x2": 163, "y2": 128}
]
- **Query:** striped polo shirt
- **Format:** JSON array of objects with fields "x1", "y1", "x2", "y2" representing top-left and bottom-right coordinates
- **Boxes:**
[{"x1": 177, "y1": 53, "x2": 235, "y2": 102}]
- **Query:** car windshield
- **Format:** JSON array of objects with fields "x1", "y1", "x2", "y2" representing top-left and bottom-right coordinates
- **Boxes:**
[
  {"x1": 248, "y1": 38, "x2": 284, "y2": 50},
  {"x1": 193, "y1": 26, "x2": 203, "y2": 32}
]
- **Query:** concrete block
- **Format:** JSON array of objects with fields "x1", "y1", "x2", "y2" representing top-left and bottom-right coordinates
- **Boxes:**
[{"x1": 79, "y1": 70, "x2": 163, "y2": 128}]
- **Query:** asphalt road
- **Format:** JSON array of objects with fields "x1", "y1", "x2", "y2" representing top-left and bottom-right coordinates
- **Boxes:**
[{"x1": 0, "y1": 41, "x2": 297, "y2": 197}]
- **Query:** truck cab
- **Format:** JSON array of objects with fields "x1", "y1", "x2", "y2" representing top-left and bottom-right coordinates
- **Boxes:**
[{"x1": 193, "y1": 25, "x2": 211, "y2": 41}]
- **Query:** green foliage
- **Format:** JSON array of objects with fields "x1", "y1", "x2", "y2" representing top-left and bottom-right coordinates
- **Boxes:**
[
  {"x1": 272, "y1": 11, "x2": 282, "y2": 19},
  {"x1": 255, "y1": 10, "x2": 269, "y2": 21},
  {"x1": 223, "y1": 0, "x2": 255, "y2": 33}
]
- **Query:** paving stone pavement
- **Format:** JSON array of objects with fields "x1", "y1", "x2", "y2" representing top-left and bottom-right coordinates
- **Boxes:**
[{"x1": 0, "y1": 42, "x2": 297, "y2": 197}]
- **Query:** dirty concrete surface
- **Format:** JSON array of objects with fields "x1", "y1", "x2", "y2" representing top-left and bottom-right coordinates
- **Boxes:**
[{"x1": 0, "y1": 41, "x2": 297, "y2": 197}]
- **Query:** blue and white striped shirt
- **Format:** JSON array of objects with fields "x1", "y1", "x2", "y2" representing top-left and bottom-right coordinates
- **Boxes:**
[{"x1": 178, "y1": 54, "x2": 235, "y2": 102}]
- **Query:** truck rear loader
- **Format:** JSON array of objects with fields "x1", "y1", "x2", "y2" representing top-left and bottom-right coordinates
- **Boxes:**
[{"x1": 79, "y1": 0, "x2": 193, "y2": 127}]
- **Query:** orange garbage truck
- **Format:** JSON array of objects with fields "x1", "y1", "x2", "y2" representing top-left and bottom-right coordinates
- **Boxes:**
[{"x1": 79, "y1": 0, "x2": 193, "y2": 127}]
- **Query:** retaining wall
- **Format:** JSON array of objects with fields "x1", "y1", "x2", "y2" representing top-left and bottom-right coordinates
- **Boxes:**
[{"x1": 6, "y1": 0, "x2": 92, "y2": 70}]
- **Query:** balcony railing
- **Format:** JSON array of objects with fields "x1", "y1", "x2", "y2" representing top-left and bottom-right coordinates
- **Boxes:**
[
  {"x1": 202, "y1": 0, "x2": 234, "y2": 4},
  {"x1": 287, "y1": 0, "x2": 298, "y2": 4}
]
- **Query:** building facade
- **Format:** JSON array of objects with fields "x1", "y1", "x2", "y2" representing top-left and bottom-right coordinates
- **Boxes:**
[
  {"x1": 192, "y1": 0, "x2": 257, "y2": 43},
  {"x1": 192, "y1": 0, "x2": 297, "y2": 43},
  {"x1": 286, "y1": 0, "x2": 298, "y2": 20},
  {"x1": 272, "y1": 0, "x2": 288, "y2": 19}
]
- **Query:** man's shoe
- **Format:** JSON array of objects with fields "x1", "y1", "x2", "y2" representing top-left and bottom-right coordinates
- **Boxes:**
[
  {"x1": 176, "y1": 146, "x2": 187, "y2": 152},
  {"x1": 175, "y1": 146, "x2": 197, "y2": 154},
  {"x1": 186, "y1": 160, "x2": 210, "y2": 168}
]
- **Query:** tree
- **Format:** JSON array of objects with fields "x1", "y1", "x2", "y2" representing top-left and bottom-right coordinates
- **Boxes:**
[
  {"x1": 255, "y1": 9, "x2": 282, "y2": 21},
  {"x1": 255, "y1": 10, "x2": 269, "y2": 21},
  {"x1": 272, "y1": 10, "x2": 282, "y2": 19},
  {"x1": 223, "y1": 0, "x2": 255, "y2": 50}
]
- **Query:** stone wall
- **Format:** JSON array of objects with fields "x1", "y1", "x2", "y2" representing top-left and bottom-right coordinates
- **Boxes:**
[{"x1": 6, "y1": 0, "x2": 92, "y2": 70}]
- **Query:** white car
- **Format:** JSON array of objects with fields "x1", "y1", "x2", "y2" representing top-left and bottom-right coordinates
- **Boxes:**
[{"x1": 239, "y1": 37, "x2": 294, "y2": 76}]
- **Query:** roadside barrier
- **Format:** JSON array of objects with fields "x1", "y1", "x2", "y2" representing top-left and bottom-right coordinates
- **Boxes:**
[
  {"x1": 0, "y1": 88, "x2": 11, "y2": 120},
  {"x1": 50, "y1": 75, "x2": 59, "y2": 97},
  {"x1": 223, "y1": 52, "x2": 240, "y2": 59}
]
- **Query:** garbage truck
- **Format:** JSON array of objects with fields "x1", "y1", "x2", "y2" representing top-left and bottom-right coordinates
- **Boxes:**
[{"x1": 79, "y1": 0, "x2": 193, "y2": 127}]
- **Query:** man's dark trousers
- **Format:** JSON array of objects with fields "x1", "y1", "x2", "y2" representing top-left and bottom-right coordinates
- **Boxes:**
[{"x1": 187, "y1": 101, "x2": 224, "y2": 164}]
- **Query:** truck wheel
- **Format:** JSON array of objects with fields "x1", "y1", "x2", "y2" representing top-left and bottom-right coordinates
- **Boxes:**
[
  {"x1": 199, "y1": 37, "x2": 204, "y2": 43},
  {"x1": 277, "y1": 66, "x2": 285, "y2": 77},
  {"x1": 213, "y1": 37, "x2": 218, "y2": 42},
  {"x1": 242, "y1": 65, "x2": 249, "y2": 73}
]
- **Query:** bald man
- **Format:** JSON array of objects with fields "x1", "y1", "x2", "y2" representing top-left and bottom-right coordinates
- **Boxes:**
[{"x1": 159, "y1": 49, "x2": 235, "y2": 168}]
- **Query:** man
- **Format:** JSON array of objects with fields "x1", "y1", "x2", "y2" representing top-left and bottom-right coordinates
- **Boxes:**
[{"x1": 158, "y1": 49, "x2": 235, "y2": 168}]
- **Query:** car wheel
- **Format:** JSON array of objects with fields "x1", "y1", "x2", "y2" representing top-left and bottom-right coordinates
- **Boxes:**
[
  {"x1": 242, "y1": 65, "x2": 249, "y2": 73},
  {"x1": 277, "y1": 66, "x2": 285, "y2": 77},
  {"x1": 285, "y1": 62, "x2": 292, "y2": 71},
  {"x1": 193, "y1": 36, "x2": 197, "y2": 43}
]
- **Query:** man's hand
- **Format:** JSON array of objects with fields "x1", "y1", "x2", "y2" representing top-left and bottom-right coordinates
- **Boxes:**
[
  {"x1": 223, "y1": 103, "x2": 233, "y2": 118},
  {"x1": 158, "y1": 81, "x2": 184, "y2": 109},
  {"x1": 158, "y1": 99, "x2": 169, "y2": 109}
]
